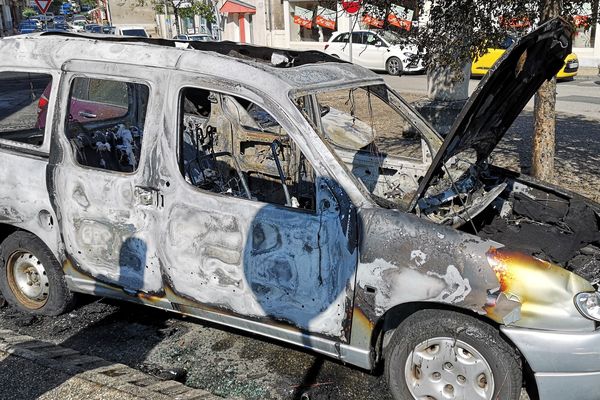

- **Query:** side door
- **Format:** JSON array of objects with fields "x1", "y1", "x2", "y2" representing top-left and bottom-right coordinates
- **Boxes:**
[
  {"x1": 156, "y1": 82, "x2": 358, "y2": 341},
  {"x1": 48, "y1": 62, "x2": 165, "y2": 295},
  {"x1": 354, "y1": 32, "x2": 388, "y2": 69},
  {"x1": 329, "y1": 32, "x2": 350, "y2": 61}
]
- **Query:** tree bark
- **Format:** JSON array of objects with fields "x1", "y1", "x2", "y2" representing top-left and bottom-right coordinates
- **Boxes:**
[
  {"x1": 531, "y1": 0, "x2": 561, "y2": 181},
  {"x1": 531, "y1": 77, "x2": 557, "y2": 179}
]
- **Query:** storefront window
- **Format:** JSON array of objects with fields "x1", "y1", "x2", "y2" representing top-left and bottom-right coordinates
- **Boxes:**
[
  {"x1": 573, "y1": 15, "x2": 594, "y2": 48},
  {"x1": 573, "y1": 2, "x2": 598, "y2": 48},
  {"x1": 289, "y1": 1, "x2": 336, "y2": 42}
]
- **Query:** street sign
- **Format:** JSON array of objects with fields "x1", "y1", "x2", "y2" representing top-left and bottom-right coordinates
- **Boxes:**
[
  {"x1": 341, "y1": 0, "x2": 361, "y2": 14},
  {"x1": 34, "y1": 0, "x2": 52, "y2": 15}
]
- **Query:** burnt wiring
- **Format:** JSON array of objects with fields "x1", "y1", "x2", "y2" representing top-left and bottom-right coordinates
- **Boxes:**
[{"x1": 441, "y1": 163, "x2": 479, "y2": 234}]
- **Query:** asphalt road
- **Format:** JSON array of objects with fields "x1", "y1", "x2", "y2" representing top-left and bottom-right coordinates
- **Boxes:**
[{"x1": 384, "y1": 73, "x2": 600, "y2": 120}]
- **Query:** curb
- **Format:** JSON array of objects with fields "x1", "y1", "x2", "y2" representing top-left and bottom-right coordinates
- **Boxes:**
[
  {"x1": 0, "y1": 328, "x2": 226, "y2": 400},
  {"x1": 572, "y1": 75, "x2": 600, "y2": 82}
]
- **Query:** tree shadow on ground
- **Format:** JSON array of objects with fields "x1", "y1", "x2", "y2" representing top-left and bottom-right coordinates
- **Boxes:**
[{"x1": 491, "y1": 112, "x2": 600, "y2": 202}]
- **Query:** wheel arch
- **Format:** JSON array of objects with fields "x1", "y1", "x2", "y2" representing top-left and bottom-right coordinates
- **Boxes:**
[
  {"x1": 385, "y1": 54, "x2": 405, "y2": 66},
  {"x1": 369, "y1": 301, "x2": 537, "y2": 395},
  {"x1": 0, "y1": 223, "x2": 18, "y2": 245},
  {"x1": 0, "y1": 220, "x2": 61, "y2": 261}
]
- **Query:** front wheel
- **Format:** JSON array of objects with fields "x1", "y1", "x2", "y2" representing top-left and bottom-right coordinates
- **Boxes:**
[
  {"x1": 386, "y1": 56, "x2": 404, "y2": 76},
  {"x1": 0, "y1": 231, "x2": 75, "y2": 315},
  {"x1": 384, "y1": 309, "x2": 522, "y2": 400}
]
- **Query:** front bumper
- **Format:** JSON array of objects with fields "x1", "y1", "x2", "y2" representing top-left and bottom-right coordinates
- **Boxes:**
[
  {"x1": 501, "y1": 326, "x2": 600, "y2": 400},
  {"x1": 404, "y1": 59, "x2": 425, "y2": 73}
]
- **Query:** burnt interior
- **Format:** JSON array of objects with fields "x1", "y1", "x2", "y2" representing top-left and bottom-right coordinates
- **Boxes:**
[
  {"x1": 421, "y1": 161, "x2": 600, "y2": 286},
  {"x1": 65, "y1": 78, "x2": 149, "y2": 173},
  {"x1": 179, "y1": 88, "x2": 316, "y2": 210}
]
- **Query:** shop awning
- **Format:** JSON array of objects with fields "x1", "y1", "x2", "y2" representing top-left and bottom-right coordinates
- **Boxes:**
[{"x1": 219, "y1": 0, "x2": 256, "y2": 14}]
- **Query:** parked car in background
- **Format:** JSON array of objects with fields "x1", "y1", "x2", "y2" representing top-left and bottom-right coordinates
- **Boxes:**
[
  {"x1": 114, "y1": 26, "x2": 149, "y2": 37},
  {"x1": 53, "y1": 15, "x2": 66, "y2": 24},
  {"x1": 17, "y1": 20, "x2": 39, "y2": 34},
  {"x1": 51, "y1": 23, "x2": 70, "y2": 32},
  {"x1": 173, "y1": 34, "x2": 213, "y2": 42},
  {"x1": 84, "y1": 24, "x2": 102, "y2": 33},
  {"x1": 71, "y1": 20, "x2": 86, "y2": 32},
  {"x1": 72, "y1": 14, "x2": 86, "y2": 23},
  {"x1": 472, "y1": 36, "x2": 579, "y2": 79},
  {"x1": 29, "y1": 18, "x2": 42, "y2": 29},
  {"x1": 324, "y1": 30, "x2": 424, "y2": 75}
]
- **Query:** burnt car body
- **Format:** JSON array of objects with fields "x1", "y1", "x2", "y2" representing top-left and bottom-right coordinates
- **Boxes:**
[{"x1": 0, "y1": 20, "x2": 598, "y2": 400}]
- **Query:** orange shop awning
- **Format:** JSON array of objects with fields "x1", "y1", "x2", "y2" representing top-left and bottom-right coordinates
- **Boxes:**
[{"x1": 219, "y1": 0, "x2": 256, "y2": 14}]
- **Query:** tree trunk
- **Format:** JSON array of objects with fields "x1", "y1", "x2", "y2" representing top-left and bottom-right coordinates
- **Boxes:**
[
  {"x1": 531, "y1": 77, "x2": 557, "y2": 179},
  {"x1": 173, "y1": 5, "x2": 180, "y2": 36},
  {"x1": 591, "y1": 0, "x2": 599, "y2": 48},
  {"x1": 531, "y1": 0, "x2": 561, "y2": 181}
]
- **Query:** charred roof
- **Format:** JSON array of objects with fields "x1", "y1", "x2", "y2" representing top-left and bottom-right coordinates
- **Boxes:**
[
  {"x1": 1, "y1": 33, "x2": 380, "y2": 93},
  {"x1": 40, "y1": 31, "x2": 344, "y2": 67}
]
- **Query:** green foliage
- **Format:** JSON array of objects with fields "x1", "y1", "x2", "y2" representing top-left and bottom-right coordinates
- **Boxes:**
[
  {"x1": 22, "y1": 7, "x2": 37, "y2": 18},
  {"x1": 80, "y1": 0, "x2": 98, "y2": 8},
  {"x1": 179, "y1": 2, "x2": 215, "y2": 23},
  {"x1": 148, "y1": 0, "x2": 215, "y2": 23}
]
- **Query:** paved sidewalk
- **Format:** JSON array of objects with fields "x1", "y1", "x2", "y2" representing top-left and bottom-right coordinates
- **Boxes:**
[{"x1": 0, "y1": 328, "x2": 227, "y2": 400}]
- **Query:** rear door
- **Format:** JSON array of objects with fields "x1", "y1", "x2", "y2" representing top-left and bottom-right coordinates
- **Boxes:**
[
  {"x1": 329, "y1": 32, "x2": 350, "y2": 60},
  {"x1": 49, "y1": 61, "x2": 165, "y2": 295}
]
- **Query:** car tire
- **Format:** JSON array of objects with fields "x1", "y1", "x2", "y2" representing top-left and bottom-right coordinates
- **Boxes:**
[
  {"x1": 386, "y1": 56, "x2": 403, "y2": 76},
  {"x1": 384, "y1": 309, "x2": 522, "y2": 400},
  {"x1": 0, "y1": 231, "x2": 75, "y2": 316}
]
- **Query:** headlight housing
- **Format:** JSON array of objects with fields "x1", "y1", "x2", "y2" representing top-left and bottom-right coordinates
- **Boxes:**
[{"x1": 575, "y1": 292, "x2": 600, "y2": 321}]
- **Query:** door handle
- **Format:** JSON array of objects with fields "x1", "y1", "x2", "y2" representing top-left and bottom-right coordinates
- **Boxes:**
[
  {"x1": 78, "y1": 111, "x2": 97, "y2": 119},
  {"x1": 135, "y1": 186, "x2": 163, "y2": 208}
]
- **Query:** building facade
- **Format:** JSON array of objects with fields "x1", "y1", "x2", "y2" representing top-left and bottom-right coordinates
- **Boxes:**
[
  {"x1": 572, "y1": 3, "x2": 600, "y2": 67},
  {"x1": 0, "y1": 0, "x2": 16, "y2": 36}
]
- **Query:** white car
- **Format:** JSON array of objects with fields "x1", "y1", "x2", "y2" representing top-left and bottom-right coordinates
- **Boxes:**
[
  {"x1": 324, "y1": 30, "x2": 424, "y2": 75},
  {"x1": 174, "y1": 34, "x2": 213, "y2": 42},
  {"x1": 70, "y1": 20, "x2": 86, "y2": 32},
  {"x1": 114, "y1": 26, "x2": 149, "y2": 37}
]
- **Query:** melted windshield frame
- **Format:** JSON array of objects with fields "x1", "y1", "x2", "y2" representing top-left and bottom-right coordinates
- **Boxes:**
[{"x1": 291, "y1": 83, "x2": 443, "y2": 210}]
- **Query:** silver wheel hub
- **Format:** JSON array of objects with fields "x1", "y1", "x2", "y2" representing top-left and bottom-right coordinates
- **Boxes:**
[
  {"x1": 10, "y1": 252, "x2": 49, "y2": 302},
  {"x1": 404, "y1": 337, "x2": 494, "y2": 400},
  {"x1": 388, "y1": 59, "x2": 401, "y2": 74}
]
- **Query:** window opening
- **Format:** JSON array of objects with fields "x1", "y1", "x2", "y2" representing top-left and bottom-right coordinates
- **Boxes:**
[
  {"x1": 180, "y1": 87, "x2": 316, "y2": 211},
  {"x1": 64, "y1": 77, "x2": 150, "y2": 173}
]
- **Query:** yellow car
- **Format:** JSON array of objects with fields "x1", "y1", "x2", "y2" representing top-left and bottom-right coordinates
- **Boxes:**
[{"x1": 472, "y1": 37, "x2": 579, "y2": 79}]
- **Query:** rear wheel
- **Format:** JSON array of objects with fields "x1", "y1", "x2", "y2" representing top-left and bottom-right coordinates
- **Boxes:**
[
  {"x1": 386, "y1": 56, "x2": 403, "y2": 76},
  {"x1": 384, "y1": 309, "x2": 522, "y2": 400},
  {"x1": 0, "y1": 231, "x2": 75, "y2": 315}
]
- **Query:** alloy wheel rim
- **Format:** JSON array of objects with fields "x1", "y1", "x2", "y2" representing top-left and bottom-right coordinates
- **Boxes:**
[
  {"x1": 404, "y1": 336, "x2": 494, "y2": 400},
  {"x1": 388, "y1": 59, "x2": 401, "y2": 74},
  {"x1": 6, "y1": 251, "x2": 49, "y2": 309}
]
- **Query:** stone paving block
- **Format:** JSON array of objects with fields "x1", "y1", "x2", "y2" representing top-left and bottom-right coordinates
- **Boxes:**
[
  {"x1": 159, "y1": 383, "x2": 192, "y2": 396},
  {"x1": 146, "y1": 379, "x2": 183, "y2": 392},
  {"x1": 38, "y1": 347, "x2": 80, "y2": 358},
  {"x1": 4, "y1": 335, "x2": 36, "y2": 344},
  {"x1": 0, "y1": 328, "x2": 231, "y2": 399}
]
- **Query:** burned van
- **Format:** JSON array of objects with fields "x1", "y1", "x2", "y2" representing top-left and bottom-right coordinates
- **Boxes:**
[{"x1": 0, "y1": 19, "x2": 598, "y2": 400}]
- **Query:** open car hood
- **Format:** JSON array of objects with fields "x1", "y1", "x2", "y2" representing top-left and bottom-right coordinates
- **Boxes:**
[{"x1": 409, "y1": 18, "x2": 573, "y2": 210}]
